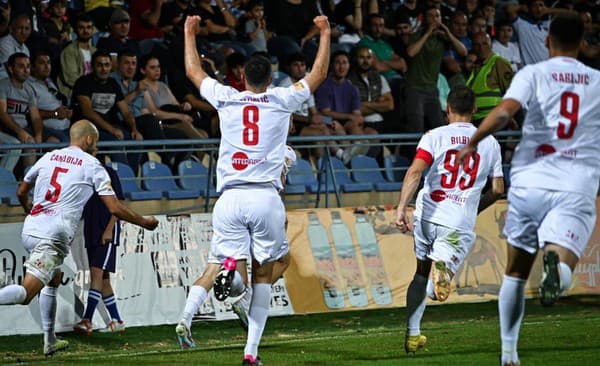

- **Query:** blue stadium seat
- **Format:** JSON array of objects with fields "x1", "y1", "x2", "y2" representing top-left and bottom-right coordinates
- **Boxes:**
[
  {"x1": 311, "y1": 157, "x2": 373, "y2": 193},
  {"x1": 383, "y1": 155, "x2": 411, "y2": 182},
  {"x1": 108, "y1": 162, "x2": 163, "y2": 201},
  {"x1": 350, "y1": 156, "x2": 402, "y2": 192},
  {"x1": 286, "y1": 158, "x2": 316, "y2": 194},
  {"x1": 142, "y1": 161, "x2": 200, "y2": 199},
  {"x1": 177, "y1": 160, "x2": 219, "y2": 198},
  {"x1": 0, "y1": 167, "x2": 20, "y2": 206}
]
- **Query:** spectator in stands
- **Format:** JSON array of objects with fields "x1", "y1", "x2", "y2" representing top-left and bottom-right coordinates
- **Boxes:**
[
  {"x1": 158, "y1": 0, "x2": 201, "y2": 35},
  {"x1": 0, "y1": 53, "x2": 42, "y2": 168},
  {"x1": 197, "y1": 0, "x2": 251, "y2": 55},
  {"x1": 279, "y1": 52, "x2": 358, "y2": 163},
  {"x1": 28, "y1": 50, "x2": 72, "y2": 143},
  {"x1": 357, "y1": 13, "x2": 407, "y2": 82},
  {"x1": 492, "y1": 21, "x2": 522, "y2": 72},
  {"x1": 403, "y1": 6, "x2": 467, "y2": 136},
  {"x1": 58, "y1": 14, "x2": 96, "y2": 99},
  {"x1": 264, "y1": 0, "x2": 320, "y2": 64},
  {"x1": 224, "y1": 52, "x2": 246, "y2": 91},
  {"x1": 466, "y1": 32, "x2": 514, "y2": 124},
  {"x1": 0, "y1": 3, "x2": 9, "y2": 36},
  {"x1": 129, "y1": 0, "x2": 165, "y2": 41},
  {"x1": 442, "y1": 11, "x2": 471, "y2": 87},
  {"x1": 71, "y1": 50, "x2": 142, "y2": 168},
  {"x1": 138, "y1": 54, "x2": 210, "y2": 144},
  {"x1": 330, "y1": 0, "x2": 369, "y2": 44},
  {"x1": 394, "y1": 0, "x2": 423, "y2": 33},
  {"x1": 242, "y1": 0, "x2": 272, "y2": 54},
  {"x1": 111, "y1": 50, "x2": 186, "y2": 168},
  {"x1": 96, "y1": 8, "x2": 140, "y2": 67},
  {"x1": 348, "y1": 46, "x2": 394, "y2": 134},
  {"x1": 504, "y1": 0, "x2": 574, "y2": 65},
  {"x1": 42, "y1": 0, "x2": 72, "y2": 49},
  {"x1": 0, "y1": 14, "x2": 31, "y2": 80},
  {"x1": 315, "y1": 50, "x2": 368, "y2": 138},
  {"x1": 83, "y1": 0, "x2": 113, "y2": 32},
  {"x1": 579, "y1": 10, "x2": 600, "y2": 69}
]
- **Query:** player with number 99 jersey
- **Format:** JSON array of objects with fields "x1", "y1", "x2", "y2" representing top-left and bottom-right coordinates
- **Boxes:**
[
  {"x1": 414, "y1": 123, "x2": 503, "y2": 231},
  {"x1": 504, "y1": 57, "x2": 600, "y2": 198},
  {"x1": 22, "y1": 146, "x2": 114, "y2": 245},
  {"x1": 200, "y1": 78, "x2": 311, "y2": 192}
]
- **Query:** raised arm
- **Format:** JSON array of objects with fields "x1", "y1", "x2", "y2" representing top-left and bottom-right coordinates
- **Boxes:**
[
  {"x1": 184, "y1": 16, "x2": 209, "y2": 89},
  {"x1": 303, "y1": 16, "x2": 331, "y2": 93}
]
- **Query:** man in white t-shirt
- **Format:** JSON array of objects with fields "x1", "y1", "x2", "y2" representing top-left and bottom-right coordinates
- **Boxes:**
[
  {"x1": 492, "y1": 22, "x2": 522, "y2": 72},
  {"x1": 174, "y1": 15, "x2": 331, "y2": 365},
  {"x1": 458, "y1": 14, "x2": 600, "y2": 366},
  {"x1": 396, "y1": 85, "x2": 504, "y2": 355},
  {"x1": 0, "y1": 120, "x2": 158, "y2": 356}
]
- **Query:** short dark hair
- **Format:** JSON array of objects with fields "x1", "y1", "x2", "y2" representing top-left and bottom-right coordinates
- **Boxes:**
[
  {"x1": 549, "y1": 13, "x2": 584, "y2": 52},
  {"x1": 117, "y1": 49, "x2": 137, "y2": 62},
  {"x1": 332, "y1": 50, "x2": 350, "y2": 62},
  {"x1": 226, "y1": 52, "x2": 247, "y2": 70},
  {"x1": 245, "y1": 0, "x2": 263, "y2": 11},
  {"x1": 447, "y1": 86, "x2": 476, "y2": 115},
  {"x1": 139, "y1": 54, "x2": 159, "y2": 69},
  {"x1": 285, "y1": 52, "x2": 306, "y2": 67},
  {"x1": 76, "y1": 13, "x2": 94, "y2": 25},
  {"x1": 243, "y1": 54, "x2": 271, "y2": 88},
  {"x1": 31, "y1": 49, "x2": 52, "y2": 63},
  {"x1": 92, "y1": 50, "x2": 112, "y2": 65},
  {"x1": 7, "y1": 52, "x2": 29, "y2": 69}
]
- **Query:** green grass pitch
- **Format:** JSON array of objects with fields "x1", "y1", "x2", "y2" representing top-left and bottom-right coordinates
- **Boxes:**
[{"x1": 1, "y1": 297, "x2": 599, "y2": 365}]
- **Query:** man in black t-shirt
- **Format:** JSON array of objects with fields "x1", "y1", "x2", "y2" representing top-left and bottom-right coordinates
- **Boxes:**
[{"x1": 71, "y1": 50, "x2": 143, "y2": 168}]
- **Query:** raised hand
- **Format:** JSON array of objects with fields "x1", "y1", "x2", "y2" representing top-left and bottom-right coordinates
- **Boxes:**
[
  {"x1": 313, "y1": 15, "x2": 330, "y2": 32},
  {"x1": 184, "y1": 15, "x2": 203, "y2": 36}
]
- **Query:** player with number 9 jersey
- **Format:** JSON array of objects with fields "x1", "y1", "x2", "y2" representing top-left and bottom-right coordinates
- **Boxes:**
[
  {"x1": 200, "y1": 78, "x2": 310, "y2": 192},
  {"x1": 503, "y1": 56, "x2": 600, "y2": 198},
  {"x1": 414, "y1": 123, "x2": 503, "y2": 231}
]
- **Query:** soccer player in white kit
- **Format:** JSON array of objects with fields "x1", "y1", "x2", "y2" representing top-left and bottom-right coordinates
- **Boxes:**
[
  {"x1": 175, "y1": 15, "x2": 331, "y2": 365},
  {"x1": 395, "y1": 86, "x2": 504, "y2": 354},
  {"x1": 458, "y1": 14, "x2": 600, "y2": 366},
  {"x1": 0, "y1": 120, "x2": 158, "y2": 355}
]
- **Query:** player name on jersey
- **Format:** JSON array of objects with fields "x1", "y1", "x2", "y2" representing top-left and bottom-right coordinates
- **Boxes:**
[
  {"x1": 240, "y1": 95, "x2": 270, "y2": 103},
  {"x1": 551, "y1": 72, "x2": 590, "y2": 85},
  {"x1": 450, "y1": 136, "x2": 470, "y2": 145},
  {"x1": 49, "y1": 154, "x2": 84, "y2": 166}
]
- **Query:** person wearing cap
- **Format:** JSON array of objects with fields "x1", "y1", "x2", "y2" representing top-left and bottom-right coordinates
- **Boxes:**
[{"x1": 97, "y1": 8, "x2": 140, "y2": 69}]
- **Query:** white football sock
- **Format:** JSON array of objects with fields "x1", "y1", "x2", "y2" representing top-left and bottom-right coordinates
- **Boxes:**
[
  {"x1": 181, "y1": 285, "x2": 207, "y2": 329},
  {"x1": 558, "y1": 262, "x2": 572, "y2": 294},
  {"x1": 426, "y1": 279, "x2": 437, "y2": 300},
  {"x1": 244, "y1": 283, "x2": 271, "y2": 358},
  {"x1": 0, "y1": 284, "x2": 26, "y2": 304},
  {"x1": 499, "y1": 275, "x2": 526, "y2": 365},
  {"x1": 230, "y1": 270, "x2": 245, "y2": 297},
  {"x1": 40, "y1": 286, "x2": 58, "y2": 345},
  {"x1": 406, "y1": 274, "x2": 428, "y2": 336}
]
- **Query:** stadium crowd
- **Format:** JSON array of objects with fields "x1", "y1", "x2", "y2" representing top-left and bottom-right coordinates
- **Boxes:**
[{"x1": 0, "y1": 0, "x2": 598, "y2": 179}]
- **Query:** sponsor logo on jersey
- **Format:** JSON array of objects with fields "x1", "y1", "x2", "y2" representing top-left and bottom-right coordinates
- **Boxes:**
[
  {"x1": 430, "y1": 190, "x2": 446, "y2": 202},
  {"x1": 231, "y1": 151, "x2": 265, "y2": 171},
  {"x1": 293, "y1": 82, "x2": 304, "y2": 90},
  {"x1": 535, "y1": 144, "x2": 556, "y2": 158}
]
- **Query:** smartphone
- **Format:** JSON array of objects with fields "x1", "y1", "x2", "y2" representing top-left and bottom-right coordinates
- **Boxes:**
[{"x1": 322, "y1": 115, "x2": 332, "y2": 125}]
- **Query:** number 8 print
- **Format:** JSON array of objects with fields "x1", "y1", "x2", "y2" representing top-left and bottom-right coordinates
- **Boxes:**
[{"x1": 243, "y1": 105, "x2": 259, "y2": 146}]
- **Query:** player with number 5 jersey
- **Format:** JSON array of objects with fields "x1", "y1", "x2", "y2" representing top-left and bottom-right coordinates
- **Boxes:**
[
  {"x1": 457, "y1": 14, "x2": 600, "y2": 366},
  {"x1": 0, "y1": 120, "x2": 158, "y2": 357},
  {"x1": 395, "y1": 86, "x2": 504, "y2": 355}
]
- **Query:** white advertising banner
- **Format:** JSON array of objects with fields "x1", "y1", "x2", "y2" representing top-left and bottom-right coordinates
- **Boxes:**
[{"x1": 0, "y1": 214, "x2": 295, "y2": 336}]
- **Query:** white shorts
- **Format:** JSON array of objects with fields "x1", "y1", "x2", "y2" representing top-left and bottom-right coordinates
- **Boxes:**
[
  {"x1": 208, "y1": 185, "x2": 287, "y2": 265},
  {"x1": 413, "y1": 218, "x2": 476, "y2": 275},
  {"x1": 22, "y1": 234, "x2": 69, "y2": 285},
  {"x1": 504, "y1": 187, "x2": 596, "y2": 258}
]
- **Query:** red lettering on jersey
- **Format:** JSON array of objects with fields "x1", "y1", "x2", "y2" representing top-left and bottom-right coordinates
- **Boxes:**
[{"x1": 232, "y1": 151, "x2": 249, "y2": 171}]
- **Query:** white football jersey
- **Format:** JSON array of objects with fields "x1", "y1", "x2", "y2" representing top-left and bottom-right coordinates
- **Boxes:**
[
  {"x1": 414, "y1": 122, "x2": 503, "y2": 231},
  {"x1": 22, "y1": 146, "x2": 114, "y2": 244},
  {"x1": 201, "y1": 77, "x2": 310, "y2": 192},
  {"x1": 504, "y1": 57, "x2": 600, "y2": 198}
]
